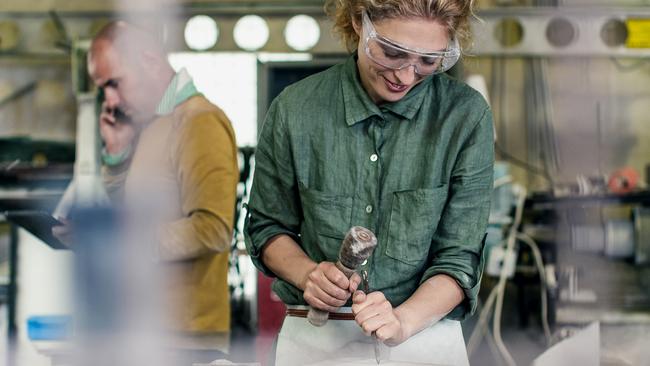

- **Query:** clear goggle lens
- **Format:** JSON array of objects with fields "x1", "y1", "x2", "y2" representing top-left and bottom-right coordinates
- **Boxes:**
[
  {"x1": 366, "y1": 37, "x2": 460, "y2": 75},
  {"x1": 362, "y1": 11, "x2": 461, "y2": 75}
]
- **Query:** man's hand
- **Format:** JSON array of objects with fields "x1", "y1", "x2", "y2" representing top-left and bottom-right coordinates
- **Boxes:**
[
  {"x1": 352, "y1": 290, "x2": 409, "y2": 346},
  {"x1": 302, "y1": 262, "x2": 361, "y2": 312},
  {"x1": 51, "y1": 217, "x2": 73, "y2": 247},
  {"x1": 99, "y1": 102, "x2": 136, "y2": 155}
]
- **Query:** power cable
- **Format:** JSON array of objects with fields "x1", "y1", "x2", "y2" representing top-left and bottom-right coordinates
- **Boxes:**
[{"x1": 496, "y1": 142, "x2": 553, "y2": 185}]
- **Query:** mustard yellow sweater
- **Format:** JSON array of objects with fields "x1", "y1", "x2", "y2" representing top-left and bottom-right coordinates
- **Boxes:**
[{"x1": 119, "y1": 95, "x2": 238, "y2": 333}]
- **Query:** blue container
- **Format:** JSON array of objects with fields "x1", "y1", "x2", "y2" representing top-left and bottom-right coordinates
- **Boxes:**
[{"x1": 27, "y1": 315, "x2": 73, "y2": 341}]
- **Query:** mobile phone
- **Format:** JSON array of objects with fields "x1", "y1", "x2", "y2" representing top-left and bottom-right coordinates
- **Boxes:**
[
  {"x1": 113, "y1": 107, "x2": 132, "y2": 123},
  {"x1": 97, "y1": 88, "x2": 132, "y2": 124}
]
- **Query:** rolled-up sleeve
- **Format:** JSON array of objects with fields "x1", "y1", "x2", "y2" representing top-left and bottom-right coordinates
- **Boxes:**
[
  {"x1": 244, "y1": 98, "x2": 302, "y2": 277},
  {"x1": 420, "y1": 107, "x2": 495, "y2": 320},
  {"x1": 158, "y1": 111, "x2": 239, "y2": 261}
]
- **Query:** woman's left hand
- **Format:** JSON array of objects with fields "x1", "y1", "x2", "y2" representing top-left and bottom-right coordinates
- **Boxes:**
[{"x1": 351, "y1": 290, "x2": 409, "y2": 346}]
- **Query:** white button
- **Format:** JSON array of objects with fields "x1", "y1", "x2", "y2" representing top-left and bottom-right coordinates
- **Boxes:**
[
  {"x1": 370, "y1": 154, "x2": 378, "y2": 162},
  {"x1": 365, "y1": 205, "x2": 373, "y2": 214},
  {"x1": 361, "y1": 259, "x2": 368, "y2": 266}
]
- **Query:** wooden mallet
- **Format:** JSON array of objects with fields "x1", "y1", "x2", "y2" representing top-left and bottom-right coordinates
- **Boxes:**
[{"x1": 307, "y1": 226, "x2": 378, "y2": 327}]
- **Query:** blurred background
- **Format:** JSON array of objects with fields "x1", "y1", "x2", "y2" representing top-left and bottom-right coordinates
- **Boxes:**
[{"x1": 1, "y1": 0, "x2": 649, "y2": 365}]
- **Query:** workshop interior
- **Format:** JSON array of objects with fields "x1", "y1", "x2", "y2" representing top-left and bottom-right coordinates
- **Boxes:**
[{"x1": 1, "y1": 0, "x2": 650, "y2": 365}]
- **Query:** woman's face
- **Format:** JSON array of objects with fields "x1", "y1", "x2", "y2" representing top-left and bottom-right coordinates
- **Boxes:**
[{"x1": 354, "y1": 15, "x2": 450, "y2": 104}]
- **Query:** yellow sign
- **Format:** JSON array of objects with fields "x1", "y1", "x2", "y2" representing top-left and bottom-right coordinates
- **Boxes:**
[{"x1": 626, "y1": 19, "x2": 650, "y2": 48}]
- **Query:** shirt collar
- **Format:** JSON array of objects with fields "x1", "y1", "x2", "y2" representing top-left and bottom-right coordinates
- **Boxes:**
[
  {"x1": 340, "y1": 54, "x2": 432, "y2": 126},
  {"x1": 381, "y1": 74, "x2": 432, "y2": 120},
  {"x1": 341, "y1": 56, "x2": 382, "y2": 126},
  {"x1": 155, "y1": 68, "x2": 201, "y2": 116}
]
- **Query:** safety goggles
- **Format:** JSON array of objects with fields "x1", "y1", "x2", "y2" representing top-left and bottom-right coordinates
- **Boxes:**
[{"x1": 361, "y1": 11, "x2": 461, "y2": 75}]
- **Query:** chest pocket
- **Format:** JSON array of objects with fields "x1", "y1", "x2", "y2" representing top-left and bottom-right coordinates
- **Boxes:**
[
  {"x1": 300, "y1": 187, "x2": 353, "y2": 260},
  {"x1": 385, "y1": 185, "x2": 449, "y2": 266}
]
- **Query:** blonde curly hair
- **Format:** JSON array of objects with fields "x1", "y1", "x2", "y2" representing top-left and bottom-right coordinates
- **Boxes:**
[{"x1": 325, "y1": 0, "x2": 474, "y2": 52}]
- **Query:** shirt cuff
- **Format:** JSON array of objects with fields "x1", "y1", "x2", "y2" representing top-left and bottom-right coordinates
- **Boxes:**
[{"x1": 244, "y1": 211, "x2": 301, "y2": 278}]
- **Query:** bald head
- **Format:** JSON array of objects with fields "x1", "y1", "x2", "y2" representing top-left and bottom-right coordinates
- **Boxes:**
[
  {"x1": 87, "y1": 21, "x2": 175, "y2": 124},
  {"x1": 90, "y1": 21, "x2": 167, "y2": 65}
]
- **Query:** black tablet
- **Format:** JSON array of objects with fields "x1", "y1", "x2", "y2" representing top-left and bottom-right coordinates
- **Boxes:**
[{"x1": 4, "y1": 210, "x2": 68, "y2": 250}]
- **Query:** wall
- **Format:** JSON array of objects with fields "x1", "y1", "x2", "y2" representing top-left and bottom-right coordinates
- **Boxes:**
[
  {"x1": 0, "y1": 59, "x2": 75, "y2": 141},
  {"x1": 0, "y1": 0, "x2": 325, "y2": 13}
]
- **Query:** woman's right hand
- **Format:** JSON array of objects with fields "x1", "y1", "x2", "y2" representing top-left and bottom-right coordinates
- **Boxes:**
[{"x1": 302, "y1": 261, "x2": 355, "y2": 312}]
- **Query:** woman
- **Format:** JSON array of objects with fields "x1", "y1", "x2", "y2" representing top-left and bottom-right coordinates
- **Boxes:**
[{"x1": 245, "y1": 0, "x2": 493, "y2": 364}]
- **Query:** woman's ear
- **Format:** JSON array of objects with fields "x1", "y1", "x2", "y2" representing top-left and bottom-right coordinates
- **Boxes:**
[{"x1": 352, "y1": 14, "x2": 361, "y2": 36}]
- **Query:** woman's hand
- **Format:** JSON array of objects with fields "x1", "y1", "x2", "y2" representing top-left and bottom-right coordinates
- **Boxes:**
[
  {"x1": 302, "y1": 262, "x2": 361, "y2": 312},
  {"x1": 351, "y1": 290, "x2": 409, "y2": 346}
]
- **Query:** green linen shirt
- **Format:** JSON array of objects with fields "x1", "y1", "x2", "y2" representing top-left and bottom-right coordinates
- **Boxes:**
[{"x1": 244, "y1": 55, "x2": 494, "y2": 320}]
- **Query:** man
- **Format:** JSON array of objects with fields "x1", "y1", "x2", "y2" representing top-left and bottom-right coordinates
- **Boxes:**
[{"x1": 85, "y1": 21, "x2": 238, "y2": 361}]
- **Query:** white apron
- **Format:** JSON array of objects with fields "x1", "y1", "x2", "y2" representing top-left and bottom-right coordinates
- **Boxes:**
[{"x1": 275, "y1": 306, "x2": 469, "y2": 366}]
